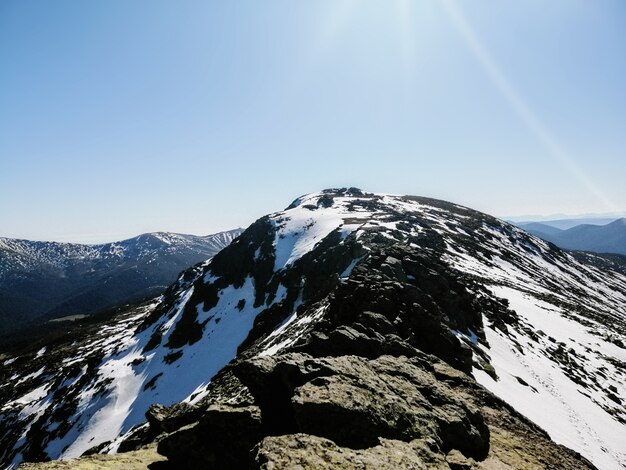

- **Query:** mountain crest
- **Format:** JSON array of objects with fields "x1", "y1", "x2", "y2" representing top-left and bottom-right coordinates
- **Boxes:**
[
  {"x1": 0, "y1": 229, "x2": 242, "y2": 335},
  {"x1": 1, "y1": 190, "x2": 625, "y2": 469}
]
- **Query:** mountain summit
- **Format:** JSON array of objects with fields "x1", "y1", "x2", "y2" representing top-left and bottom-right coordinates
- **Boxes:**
[{"x1": 1, "y1": 189, "x2": 625, "y2": 469}]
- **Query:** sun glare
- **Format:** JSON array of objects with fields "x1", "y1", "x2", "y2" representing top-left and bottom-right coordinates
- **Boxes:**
[{"x1": 440, "y1": 0, "x2": 618, "y2": 213}]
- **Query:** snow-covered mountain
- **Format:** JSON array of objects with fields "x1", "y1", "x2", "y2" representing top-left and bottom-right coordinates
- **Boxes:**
[
  {"x1": 1, "y1": 189, "x2": 625, "y2": 469},
  {"x1": 0, "y1": 230, "x2": 242, "y2": 334}
]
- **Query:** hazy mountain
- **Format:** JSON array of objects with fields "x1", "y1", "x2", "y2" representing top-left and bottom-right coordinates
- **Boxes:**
[
  {"x1": 519, "y1": 218, "x2": 626, "y2": 255},
  {"x1": 514, "y1": 221, "x2": 564, "y2": 239},
  {"x1": 1, "y1": 189, "x2": 625, "y2": 469},
  {"x1": 0, "y1": 230, "x2": 242, "y2": 335},
  {"x1": 512, "y1": 217, "x2": 619, "y2": 230}
]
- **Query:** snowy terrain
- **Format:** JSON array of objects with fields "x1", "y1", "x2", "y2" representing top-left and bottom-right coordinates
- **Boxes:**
[
  {"x1": 1, "y1": 189, "x2": 624, "y2": 469},
  {"x1": 471, "y1": 287, "x2": 626, "y2": 470},
  {"x1": 0, "y1": 231, "x2": 241, "y2": 278},
  {"x1": 0, "y1": 229, "x2": 242, "y2": 334}
]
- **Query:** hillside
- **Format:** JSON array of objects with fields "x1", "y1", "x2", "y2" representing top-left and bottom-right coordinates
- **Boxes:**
[
  {"x1": 1, "y1": 189, "x2": 625, "y2": 469},
  {"x1": 0, "y1": 230, "x2": 241, "y2": 335}
]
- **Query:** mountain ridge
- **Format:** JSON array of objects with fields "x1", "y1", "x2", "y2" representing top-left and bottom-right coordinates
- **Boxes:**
[
  {"x1": 519, "y1": 218, "x2": 626, "y2": 255},
  {"x1": 0, "y1": 229, "x2": 242, "y2": 334},
  {"x1": 1, "y1": 189, "x2": 625, "y2": 469}
]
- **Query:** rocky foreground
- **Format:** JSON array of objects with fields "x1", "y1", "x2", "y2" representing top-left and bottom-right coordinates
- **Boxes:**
[
  {"x1": 18, "y1": 351, "x2": 594, "y2": 469},
  {"x1": 149, "y1": 352, "x2": 594, "y2": 469}
]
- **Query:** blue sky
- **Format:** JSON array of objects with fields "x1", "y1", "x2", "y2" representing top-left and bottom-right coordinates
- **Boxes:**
[{"x1": 1, "y1": 0, "x2": 625, "y2": 243}]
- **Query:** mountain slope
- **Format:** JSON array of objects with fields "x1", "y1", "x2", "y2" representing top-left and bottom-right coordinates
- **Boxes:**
[
  {"x1": 0, "y1": 230, "x2": 242, "y2": 334},
  {"x1": 517, "y1": 221, "x2": 564, "y2": 239},
  {"x1": 1, "y1": 189, "x2": 625, "y2": 469},
  {"x1": 520, "y1": 218, "x2": 626, "y2": 255}
]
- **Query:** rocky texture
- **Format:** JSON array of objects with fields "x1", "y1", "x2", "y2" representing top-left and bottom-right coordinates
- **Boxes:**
[
  {"x1": 284, "y1": 239, "x2": 499, "y2": 375},
  {"x1": 146, "y1": 351, "x2": 592, "y2": 469},
  {"x1": 572, "y1": 251, "x2": 626, "y2": 277},
  {"x1": 237, "y1": 353, "x2": 489, "y2": 458},
  {"x1": 256, "y1": 434, "x2": 449, "y2": 469},
  {"x1": 16, "y1": 446, "x2": 165, "y2": 469},
  {"x1": 158, "y1": 404, "x2": 262, "y2": 468}
]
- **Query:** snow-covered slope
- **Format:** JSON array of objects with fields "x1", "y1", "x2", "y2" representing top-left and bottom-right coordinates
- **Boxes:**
[
  {"x1": 439, "y1": 221, "x2": 626, "y2": 469},
  {"x1": 1, "y1": 189, "x2": 624, "y2": 469},
  {"x1": 0, "y1": 229, "x2": 242, "y2": 334},
  {"x1": 0, "y1": 230, "x2": 242, "y2": 276}
]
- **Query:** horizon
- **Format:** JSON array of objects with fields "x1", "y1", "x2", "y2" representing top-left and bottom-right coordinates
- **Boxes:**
[
  {"x1": 1, "y1": 187, "x2": 624, "y2": 244},
  {"x1": 2, "y1": 1, "x2": 625, "y2": 243}
]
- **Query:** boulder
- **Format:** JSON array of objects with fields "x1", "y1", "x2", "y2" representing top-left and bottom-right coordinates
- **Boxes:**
[
  {"x1": 146, "y1": 402, "x2": 202, "y2": 435},
  {"x1": 255, "y1": 433, "x2": 449, "y2": 469},
  {"x1": 157, "y1": 404, "x2": 262, "y2": 469},
  {"x1": 235, "y1": 353, "x2": 490, "y2": 459}
]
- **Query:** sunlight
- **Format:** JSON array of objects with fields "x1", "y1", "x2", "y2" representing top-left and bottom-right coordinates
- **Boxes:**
[
  {"x1": 309, "y1": 0, "x2": 359, "y2": 65},
  {"x1": 441, "y1": 0, "x2": 618, "y2": 213},
  {"x1": 396, "y1": 0, "x2": 418, "y2": 75}
]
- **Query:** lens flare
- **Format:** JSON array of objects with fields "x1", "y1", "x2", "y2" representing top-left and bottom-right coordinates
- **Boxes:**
[{"x1": 441, "y1": 0, "x2": 618, "y2": 213}]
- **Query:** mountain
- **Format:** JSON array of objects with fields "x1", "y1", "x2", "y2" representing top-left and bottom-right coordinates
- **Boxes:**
[
  {"x1": 0, "y1": 230, "x2": 242, "y2": 335},
  {"x1": 516, "y1": 222, "x2": 564, "y2": 239},
  {"x1": 1, "y1": 188, "x2": 625, "y2": 469},
  {"x1": 519, "y1": 218, "x2": 626, "y2": 255},
  {"x1": 514, "y1": 218, "x2": 619, "y2": 230}
]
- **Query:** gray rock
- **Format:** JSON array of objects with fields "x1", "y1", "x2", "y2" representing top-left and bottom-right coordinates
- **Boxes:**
[
  {"x1": 235, "y1": 353, "x2": 490, "y2": 460},
  {"x1": 446, "y1": 449, "x2": 476, "y2": 469},
  {"x1": 157, "y1": 403, "x2": 262, "y2": 468},
  {"x1": 146, "y1": 402, "x2": 201, "y2": 434},
  {"x1": 380, "y1": 256, "x2": 408, "y2": 282},
  {"x1": 255, "y1": 433, "x2": 449, "y2": 469},
  {"x1": 357, "y1": 311, "x2": 396, "y2": 335}
]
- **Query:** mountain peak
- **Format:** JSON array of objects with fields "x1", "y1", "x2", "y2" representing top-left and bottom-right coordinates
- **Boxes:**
[
  {"x1": 1, "y1": 192, "x2": 625, "y2": 469},
  {"x1": 286, "y1": 187, "x2": 365, "y2": 209}
]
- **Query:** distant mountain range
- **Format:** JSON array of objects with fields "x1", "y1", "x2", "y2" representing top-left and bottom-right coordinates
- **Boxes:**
[
  {"x1": 516, "y1": 217, "x2": 618, "y2": 230},
  {"x1": 0, "y1": 230, "x2": 241, "y2": 335},
  {"x1": 506, "y1": 211, "x2": 626, "y2": 226},
  {"x1": 517, "y1": 218, "x2": 626, "y2": 255}
]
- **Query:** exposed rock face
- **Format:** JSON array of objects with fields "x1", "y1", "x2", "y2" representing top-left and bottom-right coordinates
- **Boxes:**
[
  {"x1": 256, "y1": 434, "x2": 449, "y2": 469},
  {"x1": 150, "y1": 351, "x2": 593, "y2": 469},
  {"x1": 284, "y1": 239, "x2": 494, "y2": 374},
  {"x1": 239, "y1": 353, "x2": 489, "y2": 458},
  {"x1": 157, "y1": 404, "x2": 262, "y2": 469},
  {"x1": 16, "y1": 446, "x2": 165, "y2": 469}
]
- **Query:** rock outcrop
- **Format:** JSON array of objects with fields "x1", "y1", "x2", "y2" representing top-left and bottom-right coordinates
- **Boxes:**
[{"x1": 139, "y1": 351, "x2": 594, "y2": 469}]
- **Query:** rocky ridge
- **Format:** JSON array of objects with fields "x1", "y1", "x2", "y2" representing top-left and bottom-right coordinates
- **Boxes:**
[{"x1": 2, "y1": 188, "x2": 625, "y2": 469}]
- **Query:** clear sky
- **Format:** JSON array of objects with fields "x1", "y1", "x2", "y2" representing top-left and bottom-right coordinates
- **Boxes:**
[{"x1": 1, "y1": 0, "x2": 625, "y2": 243}]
